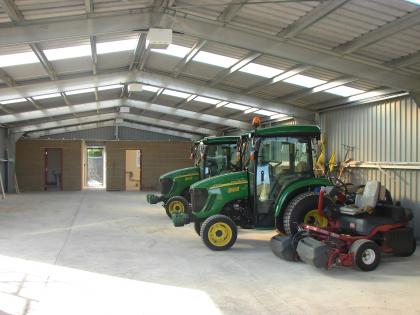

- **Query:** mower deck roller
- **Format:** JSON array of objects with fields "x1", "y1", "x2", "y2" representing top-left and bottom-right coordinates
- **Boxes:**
[
  {"x1": 296, "y1": 237, "x2": 329, "y2": 269},
  {"x1": 270, "y1": 235, "x2": 298, "y2": 261}
]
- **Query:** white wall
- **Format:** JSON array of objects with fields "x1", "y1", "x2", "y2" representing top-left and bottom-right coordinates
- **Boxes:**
[{"x1": 320, "y1": 96, "x2": 420, "y2": 238}]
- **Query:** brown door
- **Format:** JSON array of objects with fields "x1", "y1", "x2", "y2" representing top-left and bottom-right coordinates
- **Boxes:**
[
  {"x1": 44, "y1": 148, "x2": 63, "y2": 191},
  {"x1": 125, "y1": 149, "x2": 141, "y2": 191}
]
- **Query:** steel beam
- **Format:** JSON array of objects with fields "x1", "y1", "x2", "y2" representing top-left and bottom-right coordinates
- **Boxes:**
[
  {"x1": 218, "y1": 0, "x2": 248, "y2": 23},
  {"x1": 121, "y1": 121, "x2": 197, "y2": 139},
  {"x1": 336, "y1": 9, "x2": 420, "y2": 54},
  {"x1": 0, "y1": 68, "x2": 16, "y2": 87},
  {"x1": 129, "y1": 35, "x2": 147, "y2": 71},
  {"x1": 245, "y1": 65, "x2": 311, "y2": 94},
  {"x1": 0, "y1": 70, "x2": 311, "y2": 118},
  {"x1": 0, "y1": 0, "x2": 23, "y2": 22},
  {"x1": 279, "y1": 0, "x2": 349, "y2": 39},
  {"x1": 209, "y1": 52, "x2": 261, "y2": 87},
  {"x1": 30, "y1": 43, "x2": 57, "y2": 80},
  {"x1": 85, "y1": 0, "x2": 93, "y2": 13},
  {"x1": 173, "y1": 39, "x2": 207, "y2": 77},
  {"x1": 386, "y1": 51, "x2": 420, "y2": 69}
]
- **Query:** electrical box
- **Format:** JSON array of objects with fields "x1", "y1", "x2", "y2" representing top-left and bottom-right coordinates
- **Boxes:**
[
  {"x1": 119, "y1": 107, "x2": 130, "y2": 113},
  {"x1": 146, "y1": 28, "x2": 172, "y2": 49},
  {"x1": 127, "y1": 83, "x2": 143, "y2": 93}
]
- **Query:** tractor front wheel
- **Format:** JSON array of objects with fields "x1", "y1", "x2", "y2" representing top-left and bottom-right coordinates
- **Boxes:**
[
  {"x1": 283, "y1": 192, "x2": 324, "y2": 235},
  {"x1": 200, "y1": 215, "x2": 237, "y2": 251},
  {"x1": 164, "y1": 196, "x2": 189, "y2": 218}
]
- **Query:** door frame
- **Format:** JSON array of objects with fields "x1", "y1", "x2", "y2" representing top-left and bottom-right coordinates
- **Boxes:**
[
  {"x1": 44, "y1": 148, "x2": 63, "y2": 191},
  {"x1": 123, "y1": 148, "x2": 142, "y2": 191}
]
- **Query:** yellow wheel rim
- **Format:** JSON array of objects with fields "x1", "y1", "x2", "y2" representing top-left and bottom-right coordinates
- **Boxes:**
[
  {"x1": 208, "y1": 222, "x2": 232, "y2": 247},
  {"x1": 168, "y1": 200, "x2": 185, "y2": 215},
  {"x1": 304, "y1": 209, "x2": 328, "y2": 227}
]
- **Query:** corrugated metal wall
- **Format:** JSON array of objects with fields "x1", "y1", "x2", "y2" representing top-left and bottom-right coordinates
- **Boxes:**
[
  {"x1": 320, "y1": 96, "x2": 420, "y2": 238},
  {"x1": 40, "y1": 126, "x2": 189, "y2": 141}
]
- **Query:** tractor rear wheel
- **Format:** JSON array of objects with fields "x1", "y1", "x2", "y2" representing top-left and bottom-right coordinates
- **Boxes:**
[
  {"x1": 164, "y1": 196, "x2": 189, "y2": 218},
  {"x1": 350, "y1": 239, "x2": 381, "y2": 271},
  {"x1": 283, "y1": 192, "x2": 322, "y2": 235},
  {"x1": 200, "y1": 215, "x2": 237, "y2": 251}
]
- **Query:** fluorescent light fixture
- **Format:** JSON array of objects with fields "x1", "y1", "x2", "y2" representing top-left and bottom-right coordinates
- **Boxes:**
[
  {"x1": 239, "y1": 63, "x2": 283, "y2": 78},
  {"x1": 255, "y1": 109, "x2": 278, "y2": 116},
  {"x1": 162, "y1": 89, "x2": 191, "y2": 99},
  {"x1": 0, "y1": 52, "x2": 39, "y2": 67},
  {"x1": 193, "y1": 51, "x2": 238, "y2": 68},
  {"x1": 225, "y1": 103, "x2": 250, "y2": 111},
  {"x1": 66, "y1": 88, "x2": 96, "y2": 95},
  {"x1": 98, "y1": 84, "x2": 123, "y2": 91},
  {"x1": 33, "y1": 93, "x2": 62, "y2": 100},
  {"x1": 97, "y1": 39, "x2": 138, "y2": 54},
  {"x1": 194, "y1": 96, "x2": 220, "y2": 105},
  {"x1": 325, "y1": 86, "x2": 365, "y2": 97},
  {"x1": 0, "y1": 98, "x2": 27, "y2": 104},
  {"x1": 44, "y1": 45, "x2": 91, "y2": 61},
  {"x1": 216, "y1": 101, "x2": 229, "y2": 108},
  {"x1": 244, "y1": 108, "x2": 258, "y2": 114},
  {"x1": 271, "y1": 113, "x2": 287, "y2": 120},
  {"x1": 120, "y1": 106, "x2": 130, "y2": 113},
  {"x1": 404, "y1": 0, "x2": 420, "y2": 4},
  {"x1": 348, "y1": 91, "x2": 384, "y2": 102},
  {"x1": 142, "y1": 85, "x2": 160, "y2": 93},
  {"x1": 284, "y1": 74, "x2": 326, "y2": 88},
  {"x1": 151, "y1": 44, "x2": 190, "y2": 58}
]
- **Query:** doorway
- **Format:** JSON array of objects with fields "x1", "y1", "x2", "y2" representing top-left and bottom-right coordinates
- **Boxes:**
[
  {"x1": 86, "y1": 147, "x2": 106, "y2": 188},
  {"x1": 125, "y1": 149, "x2": 141, "y2": 191},
  {"x1": 44, "y1": 148, "x2": 63, "y2": 191}
]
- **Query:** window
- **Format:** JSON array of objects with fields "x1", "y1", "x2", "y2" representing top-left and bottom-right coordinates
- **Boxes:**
[{"x1": 204, "y1": 143, "x2": 238, "y2": 177}]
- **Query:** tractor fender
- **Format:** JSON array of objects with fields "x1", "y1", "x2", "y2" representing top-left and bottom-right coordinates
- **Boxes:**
[{"x1": 274, "y1": 177, "x2": 331, "y2": 218}]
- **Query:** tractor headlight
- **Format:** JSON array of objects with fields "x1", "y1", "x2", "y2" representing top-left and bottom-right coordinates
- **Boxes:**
[{"x1": 190, "y1": 188, "x2": 208, "y2": 212}]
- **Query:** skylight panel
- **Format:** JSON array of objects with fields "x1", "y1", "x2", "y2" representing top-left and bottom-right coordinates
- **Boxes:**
[
  {"x1": 216, "y1": 101, "x2": 229, "y2": 108},
  {"x1": 33, "y1": 93, "x2": 62, "y2": 100},
  {"x1": 0, "y1": 98, "x2": 27, "y2": 104},
  {"x1": 97, "y1": 39, "x2": 138, "y2": 54},
  {"x1": 349, "y1": 91, "x2": 383, "y2": 102},
  {"x1": 239, "y1": 63, "x2": 283, "y2": 78},
  {"x1": 225, "y1": 103, "x2": 250, "y2": 111},
  {"x1": 162, "y1": 89, "x2": 191, "y2": 99},
  {"x1": 65, "y1": 88, "x2": 96, "y2": 95},
  {"x1": 194, "y1": 96, "x2": 220, "y2": 105},
  {"x1": 44, "y1": 45, "x2": 91, "y2": 61},
  {"x1": 271, "y1": 113, "x2": 287, "y2": 120},
  {"x1": 244, "y1": 108, "x2": 258, "y2": 114},
  {"x1": 284, "y1": 74, "x2": 326, "y2": 88},
  {"x1": 0, "y1": 52, "x2": 39, "y2": 67},
  {"x1": 98, "y1": 84, "x2": 123, "y2": 91},
  {"x1": 405, "y1": 0, "x2": 420, "y2": 5},
  {"x1": 151, "y1": 44, "x2": 191, "y2": 58},
  {"x1": 255, "y1": 109, "x2": 278, "y2": 116},
  {"x1": 193, "y1": 51, "x2": 238, "y2": 68},
  {"x1": 325, "y1": 86, "x2": 365, "y2": 97},
  {"x1": 142, "y1": 85, "x2": 160, "y2": 93}
]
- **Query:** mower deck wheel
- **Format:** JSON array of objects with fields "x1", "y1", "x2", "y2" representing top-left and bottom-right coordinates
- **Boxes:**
[
  {"x1": 164, "y1": 196, "x2": 189, "y2": 218},
  {"x1": 200, "y1": 215, "x2": 237, "y2": 251},
  {"x1": 350, "y1": 239, "x2": 381, "y2": 272}
]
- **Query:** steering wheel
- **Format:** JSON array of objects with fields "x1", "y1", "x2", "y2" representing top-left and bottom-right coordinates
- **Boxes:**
[{"x1": 328, "y1": 176, "x2": 351, "y2": 196}]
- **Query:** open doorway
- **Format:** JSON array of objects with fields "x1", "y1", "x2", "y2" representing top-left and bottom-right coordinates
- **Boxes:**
[
  {"x1": 44, "y1": 148, "x2": 63, "y2": 191},
  {"x1": 86, "y1": 147, "x2": 106, "y2": 188},
  {"x1": 125, "y1": 149, "x2": 141, "y2": 191}
]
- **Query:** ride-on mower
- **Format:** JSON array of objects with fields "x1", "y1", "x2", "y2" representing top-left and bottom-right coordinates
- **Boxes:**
[
  {"x1": 172, "y1": 118, "x2": 331, "y2": 250},
  {"x1": 271, "y1": 181, "x2": 417, "y2": 271},
  {"x1": 146, "y1": 136, "x2": 239, "y2": 217}
]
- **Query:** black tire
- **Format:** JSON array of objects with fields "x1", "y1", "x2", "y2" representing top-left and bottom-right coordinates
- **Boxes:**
[
  {"x1": 200, "y1": 215, "x2": 237, "y2": 251},
  {"x1": 350, "y1": 239, "x2": 381, "y2": 271},
  {"x1": 164, "y1": 196, "x2": 189, "y2": 218},
  {"x1": 283, "y1": 192, "x2": 320, "y2": 235},
  {"x1": 395, "y1": 238, "x2": 417, "y2": 257},
  {"x1": 194, "y1": 221, "x2": 202, "y2": 236}
]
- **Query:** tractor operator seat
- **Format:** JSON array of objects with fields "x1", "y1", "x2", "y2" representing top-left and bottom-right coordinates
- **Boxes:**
[{"x1": 340, "y1": 180, "x2": 381, "y2": 216}]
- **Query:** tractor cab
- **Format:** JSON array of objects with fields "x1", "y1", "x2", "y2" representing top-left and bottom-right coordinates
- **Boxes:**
[{"x1": 242, "y1": 121, "x2": 319, "y2": 228}]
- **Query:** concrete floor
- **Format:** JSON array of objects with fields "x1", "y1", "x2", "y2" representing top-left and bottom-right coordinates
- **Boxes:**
[{"x1": 0, "y1": 191, "x2": 419, "y2": 315}]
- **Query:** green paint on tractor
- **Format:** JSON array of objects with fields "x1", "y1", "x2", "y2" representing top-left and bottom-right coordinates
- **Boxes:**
[{"x1": 173, "y1": 123, "x2": 332, "y2": 250}]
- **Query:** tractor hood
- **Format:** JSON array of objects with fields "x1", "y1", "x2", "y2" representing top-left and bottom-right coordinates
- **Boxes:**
[
  {"x1": 190, "y1": 170, "x2": 248, "y2": 190},
  {"x1": 160, "y1": 166, "x2": 199, "y2": 180}
]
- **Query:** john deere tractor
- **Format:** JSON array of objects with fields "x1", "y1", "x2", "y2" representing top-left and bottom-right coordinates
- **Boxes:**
[
  {"x1": 172, "y1": 122, "x2": 331, "y2": 250},
  {"x1": 147, "y1": 136, "x2": 240, "y2": 217}
]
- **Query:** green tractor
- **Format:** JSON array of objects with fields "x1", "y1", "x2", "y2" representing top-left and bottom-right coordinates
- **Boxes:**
[
  {"x1": 147, "y1": 136, "x2": 240, "y2": 217},
  {"x1": 172, "y1": 123, "x2": 331, "y2": 250}
]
